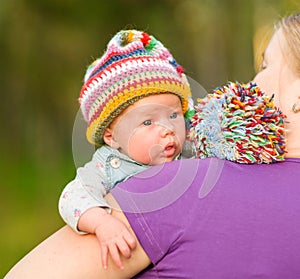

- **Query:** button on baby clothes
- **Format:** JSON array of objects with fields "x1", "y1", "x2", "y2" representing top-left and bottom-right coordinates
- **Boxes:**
[{"x1": 110, "y1": 157, "x2": 121, "y2": 169}]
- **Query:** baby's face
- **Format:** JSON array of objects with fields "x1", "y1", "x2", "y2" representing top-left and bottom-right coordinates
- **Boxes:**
[{"x1": 109, "y1": 94, "x2": 186, "y2": 165}]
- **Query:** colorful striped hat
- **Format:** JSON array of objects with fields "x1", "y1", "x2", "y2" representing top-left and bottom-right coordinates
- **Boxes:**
[{"x1": 79, "y1": 30, "x2": 191, "y2": 146}]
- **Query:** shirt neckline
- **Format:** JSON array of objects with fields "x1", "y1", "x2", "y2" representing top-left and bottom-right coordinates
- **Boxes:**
[{"x1": 285, "y1": 157, "x2": 300, "y2": 163}]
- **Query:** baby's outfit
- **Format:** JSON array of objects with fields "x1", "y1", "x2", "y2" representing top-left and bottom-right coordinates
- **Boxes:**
[{"x1": 59, "y1": 145, "x2": 149, "y2": 233}]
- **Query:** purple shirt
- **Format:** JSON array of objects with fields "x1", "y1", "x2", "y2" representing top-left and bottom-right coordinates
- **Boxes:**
[{"x1": 112, "y1": 158, "x2": 300, "y2": 278}]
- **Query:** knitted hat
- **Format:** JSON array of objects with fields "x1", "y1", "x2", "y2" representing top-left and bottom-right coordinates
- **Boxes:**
[
  {"x1": 188, "y1": 81, "x2": 286, "y2": 164},
  {"x1": 79, "y1": 30, "x2": 191, "y2": 146}
]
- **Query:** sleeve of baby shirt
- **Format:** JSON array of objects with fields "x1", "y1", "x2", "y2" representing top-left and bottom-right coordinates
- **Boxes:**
[{"x1": 58, "y1": 156, "x2": 111, "y2": 234}]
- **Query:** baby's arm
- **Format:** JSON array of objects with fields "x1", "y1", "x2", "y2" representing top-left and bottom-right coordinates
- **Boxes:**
[
  {"x1": 58, "y1": 158, "x2": 136, "y2": 269},
  {"x1": 78, "y1": 206, "x2": 136, "y2": 269}
]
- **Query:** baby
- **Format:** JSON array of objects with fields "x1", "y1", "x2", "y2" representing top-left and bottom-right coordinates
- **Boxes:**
[{"x1": 59, "y1": 29, "x2": 192, "y2": 269}]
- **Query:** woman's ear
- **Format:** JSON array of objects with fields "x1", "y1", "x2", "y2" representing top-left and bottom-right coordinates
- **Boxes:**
[{"x1": 103, "y1": 127, "x2": 120, "y2": 149}]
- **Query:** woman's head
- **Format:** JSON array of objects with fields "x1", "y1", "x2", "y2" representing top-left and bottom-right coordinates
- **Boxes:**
[
  {"x1": 253, "y1": 14, "x2": 300, "y2": 112},
  {"x1": 253, "y1": 13, "x2": 300, "y2": 157},
  {"x1": 279, "y1": 13, "x2": 300, "y2": 76}
]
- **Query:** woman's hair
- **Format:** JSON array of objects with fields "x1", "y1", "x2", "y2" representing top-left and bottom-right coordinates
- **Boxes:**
[{"x1": 278, "y1": 13, "x2": 300, "y2": 75}]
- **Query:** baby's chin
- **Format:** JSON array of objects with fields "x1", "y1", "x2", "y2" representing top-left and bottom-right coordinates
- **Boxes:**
[
  {"x1": 140, "y1": 144, "x2": 180, "y2": 165},
  {"x1": 147, "y1": 155, "x2": 177, "y2": 166}
]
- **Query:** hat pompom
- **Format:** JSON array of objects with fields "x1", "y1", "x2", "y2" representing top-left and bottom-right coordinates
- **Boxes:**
[{"x1": 188, "y1": 81, "x2": 286, "y2": 164}]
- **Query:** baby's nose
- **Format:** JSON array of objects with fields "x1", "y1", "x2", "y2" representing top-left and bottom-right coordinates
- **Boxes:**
[{"x1": 158, "y1": 122, "x2": 175, "y2": 137}]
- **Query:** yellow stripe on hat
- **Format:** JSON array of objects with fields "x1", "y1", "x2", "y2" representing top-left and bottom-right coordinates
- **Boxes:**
[{"x1": 86, "y1": 82, "x2": 190, "y2": 145}]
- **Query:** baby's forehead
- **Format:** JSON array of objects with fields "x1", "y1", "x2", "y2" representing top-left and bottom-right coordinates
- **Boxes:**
[
  {"x1": 110, "y1": 94, "x2": 182, "y2": 127},
  {"x1": 125, "y1": 103, "x2": 174, "y2": 116},
  {"x1": 130, "y1": 101, "x2": 181, "y2": 114}
]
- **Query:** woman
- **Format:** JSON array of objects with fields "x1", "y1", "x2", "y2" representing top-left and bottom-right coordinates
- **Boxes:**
[{"x1": 5, "y1": 13, "x2": 300, "y2": 278}]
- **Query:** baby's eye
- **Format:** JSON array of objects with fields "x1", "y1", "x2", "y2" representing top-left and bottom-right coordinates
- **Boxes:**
[
  {"x1": 170, "y1": 112, "x2": 178, "y2": 119},
  {"x1": 143, "y1": 120, "x2": 152, "y2": 126}
]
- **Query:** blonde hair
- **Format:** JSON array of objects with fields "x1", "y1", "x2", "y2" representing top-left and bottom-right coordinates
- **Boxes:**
[
  {"x1": 278, "y1": 13, "x2": 300, "y2": 76},
  {"x1": 253, "y1": 25, "x2": 274, "y2": 73}
]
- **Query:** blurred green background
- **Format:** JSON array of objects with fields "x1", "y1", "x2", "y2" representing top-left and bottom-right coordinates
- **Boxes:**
[{"x1": 1, "y1": 0, "x2": 299, "y2": 276}]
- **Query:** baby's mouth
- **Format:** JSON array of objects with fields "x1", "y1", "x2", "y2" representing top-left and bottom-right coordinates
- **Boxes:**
[{"x1": 164, "y1": 142, "x2": 176, "y2": 157}]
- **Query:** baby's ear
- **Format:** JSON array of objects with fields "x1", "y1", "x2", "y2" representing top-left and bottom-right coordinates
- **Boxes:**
[{"x1": 103, "y1": 128, "x2": 120, "y2": 149}]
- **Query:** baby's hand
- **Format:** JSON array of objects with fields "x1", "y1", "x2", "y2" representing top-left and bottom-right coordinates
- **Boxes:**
[{"x1": 94, "y1": 213, "x2": 137, "y2": 269}]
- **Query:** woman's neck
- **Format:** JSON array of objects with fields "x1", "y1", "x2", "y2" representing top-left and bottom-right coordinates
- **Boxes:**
[
  {"x1": 285, "y1": 148, "x2": 300, "y2": 158},
  {"x1": 285, "y1": 133, "x2": 300, "y2": 158}
]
